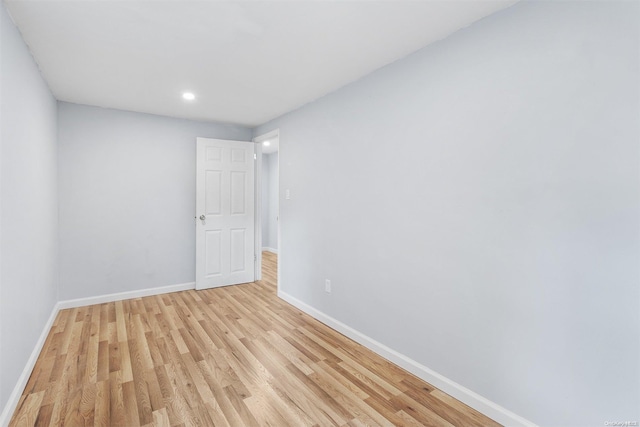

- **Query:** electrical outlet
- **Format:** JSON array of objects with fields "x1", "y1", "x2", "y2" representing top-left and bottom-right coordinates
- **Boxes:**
[{"x1": 325, "y1": 279, "x2": 331, "y2": 293}]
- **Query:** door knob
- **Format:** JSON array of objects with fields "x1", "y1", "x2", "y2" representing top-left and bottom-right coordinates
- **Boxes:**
[{"x1": 199, "y1": 215, "x2": 206, "y2": 220}]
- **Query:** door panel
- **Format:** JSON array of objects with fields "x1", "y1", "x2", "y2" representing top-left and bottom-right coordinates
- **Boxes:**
[
  {"x1": 205, "y1": 230, "x2": 222, "y2": 276},
  {"x1": 205, "y1": 171, "x2": 222, "y2": 214},
  {"x1": 230, "y1": 228, "x2": 246, "y2": 272},
  {"x1": 196, "y1": 138, "x2": 255, "y2": 289},
  {"x1": 230, "y1": 171, "x2": 246, "y2": 214}
]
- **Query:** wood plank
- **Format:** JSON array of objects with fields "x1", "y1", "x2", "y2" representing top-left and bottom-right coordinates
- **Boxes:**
[
  {"x1": 94, "y1": 380, "x2": 110, "y2": 427},
  {"x1": 108, "y1": 370, "x2": 127, "y2": 427},
  {"x1": 9, "y1": 391, "x2": 45, "y2": 426}
]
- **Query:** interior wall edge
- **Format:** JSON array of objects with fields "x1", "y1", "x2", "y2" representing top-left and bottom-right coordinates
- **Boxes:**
[
  {"x1": 0, "y1": 279, "x2": 198, "y2": 425},
  {"x1": 277, "y1": 289, "x2": 538, "y2": 427},
  {"x1": 0, "y1": 303, "x2": 59, "y2": 427}
]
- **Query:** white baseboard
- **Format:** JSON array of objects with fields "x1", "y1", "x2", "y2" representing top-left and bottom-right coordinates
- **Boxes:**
[
  {"x1": 277, "y1": 290, "x2": 537, "y2": 427},
  {"x1": 57, "y1": 281, "x2": 195, "y2": 309},
  {"x1": 0, "y1": 281, "x2": 196, "y2": 426},
  {"x1": 262, "y1": 247, "x2": 278, "y2": 254},
  {"x1": 0, "y1": 303, "x2": 59, "y2": 427}
]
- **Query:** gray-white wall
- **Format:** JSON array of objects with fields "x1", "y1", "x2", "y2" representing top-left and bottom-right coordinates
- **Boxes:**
[
  {"x1": 58, "y1": 103, "x2": 251, "y2": 300},
  {"x1": 0, "y1": 3, "x2": 58, "y2": 413},
  {"x1": 261, "y1": 152, "x2": 279, "y2": 251},
  {"x1": 254, "y1": 1, "x2": 640, "y2": 425}
]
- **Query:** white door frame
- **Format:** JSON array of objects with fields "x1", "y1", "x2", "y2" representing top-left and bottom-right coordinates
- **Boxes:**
[{"x1": 252, "y1": 129, "x2": 280, "y2": 287}]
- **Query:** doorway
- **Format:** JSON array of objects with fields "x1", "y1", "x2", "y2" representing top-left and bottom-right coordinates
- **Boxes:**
[{"x1": 253, "y1": 130, "x2": 280, "y2": 290}]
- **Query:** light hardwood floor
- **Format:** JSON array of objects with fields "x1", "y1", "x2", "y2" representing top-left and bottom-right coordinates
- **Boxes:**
[{"x1": 10, "y1": 252, "x2": 500, "y2": 426}]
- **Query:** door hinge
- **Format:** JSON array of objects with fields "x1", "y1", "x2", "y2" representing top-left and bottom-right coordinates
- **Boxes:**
[
  {"x1": 254, "y1": 153, "x2": 257, "y2": 160},
  {"x1": 254, "y1": 254, "x2": 257, "y2": 261}
]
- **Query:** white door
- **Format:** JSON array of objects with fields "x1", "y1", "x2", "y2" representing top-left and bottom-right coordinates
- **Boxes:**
[{"x1": 196, "y1": 138, "x2": 255, "y2": 290}]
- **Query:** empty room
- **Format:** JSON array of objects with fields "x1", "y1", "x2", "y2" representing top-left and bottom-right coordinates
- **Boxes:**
[{"x1": 1, "y1": 0, "x2": 638, "y2": 426}]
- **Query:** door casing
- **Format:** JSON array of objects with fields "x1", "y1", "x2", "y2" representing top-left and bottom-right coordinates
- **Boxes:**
[{"x1": 252, "y1": 129, "x2": 280, "y2": 288}]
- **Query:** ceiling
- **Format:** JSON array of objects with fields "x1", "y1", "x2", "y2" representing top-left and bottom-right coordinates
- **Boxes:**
[{"x1": 5, "y1": 0, "x2": 516, "y2": 127}]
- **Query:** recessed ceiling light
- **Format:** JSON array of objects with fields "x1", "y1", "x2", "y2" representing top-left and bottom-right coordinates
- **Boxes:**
[
  {"x1": 182, "y1": 92, "x2": 196, "y2": 101},
  {"x1": 263, "y1": 141, "x2": 271, "y2": 146}
]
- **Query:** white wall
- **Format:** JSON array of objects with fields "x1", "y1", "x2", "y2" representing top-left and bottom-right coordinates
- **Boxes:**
[
  {"x1": 0, "y1": 3, "x2": 58, "y2": 413},
  {"x1": 58, "y1": 103, "x2": 252, "y2": 300},
  {"x1": 261, "y1": 152, "x2": 279, "y2": 252},
  {"x1": 254, "y1": 1, "x2": 639, "y2": 426}
]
